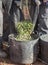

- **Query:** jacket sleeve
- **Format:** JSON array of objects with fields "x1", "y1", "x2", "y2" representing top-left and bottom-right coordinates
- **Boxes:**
[
  {"x1": 2, "y1": 0, "x2": 13, "y2": 13},
  {"x1": 33, "y1": 0, "x2": 41, "y2": 6},
  {"x1": 33, "y1": 0, "x2": 40, "y2": 3}
]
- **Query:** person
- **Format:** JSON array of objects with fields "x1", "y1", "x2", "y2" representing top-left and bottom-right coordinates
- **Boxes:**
[
  {"x1": 0, "y1": 0, "x2": 7, "y2": 58},
  {"x1": 9, "y1": 0, "x2": 24, "y2": 34},
  {"x1": 2, "y1": 0, "x2": 24, "y2": 40},
  {"x1": 0, "y1": 0, "x2": 3, "y2": 47},
  {"x1": 33, "y1": 0, "x2": 48, "y2": 36}
]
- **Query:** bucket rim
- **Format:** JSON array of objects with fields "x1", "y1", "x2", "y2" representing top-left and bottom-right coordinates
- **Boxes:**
[
  {"x1": 8, "y1": 34, "x2": 39, "y2": 42},
  {"x1": 40, "y1": 34, "x2": 48, "y2": 42}
]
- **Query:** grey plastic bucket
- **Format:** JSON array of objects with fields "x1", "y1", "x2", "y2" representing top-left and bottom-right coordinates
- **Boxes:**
[
  {"x1": 39, "y1": 34, "x2": 48, "y2": 64},
  {"x1": 8, "y1": 34, "x2": 39, "y2": 64}
]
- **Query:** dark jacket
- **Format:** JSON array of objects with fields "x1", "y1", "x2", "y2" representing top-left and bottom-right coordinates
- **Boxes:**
[
  {"x1": 34, "y1": 0, "x2": 48, "y2": 35},
  {"x1": 2, "y1": 0, "x2": 13, "y2": 13}
]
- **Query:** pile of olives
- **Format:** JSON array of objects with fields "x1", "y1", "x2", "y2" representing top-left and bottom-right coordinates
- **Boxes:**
[{"x1": 15, "y1": 21, "x2": 34, "y2": 41}]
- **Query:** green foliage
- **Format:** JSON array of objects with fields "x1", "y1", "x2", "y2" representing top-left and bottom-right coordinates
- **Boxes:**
[{"x1": 15, "y1": 21, "x2": 34, "y2": 41}]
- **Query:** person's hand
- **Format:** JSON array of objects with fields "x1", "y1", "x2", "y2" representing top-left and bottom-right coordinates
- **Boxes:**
[
  {"x1": 35, "y1": 0, "x2": 41, "y2": 6},
  {"x1": 43, "y1": 0, "x2": 48, "y2": 3}
]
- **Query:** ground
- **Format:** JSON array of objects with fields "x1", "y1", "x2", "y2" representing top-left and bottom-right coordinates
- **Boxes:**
[{"x1": 0, "y1": 58, "x2": 46, "y2": 65}]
